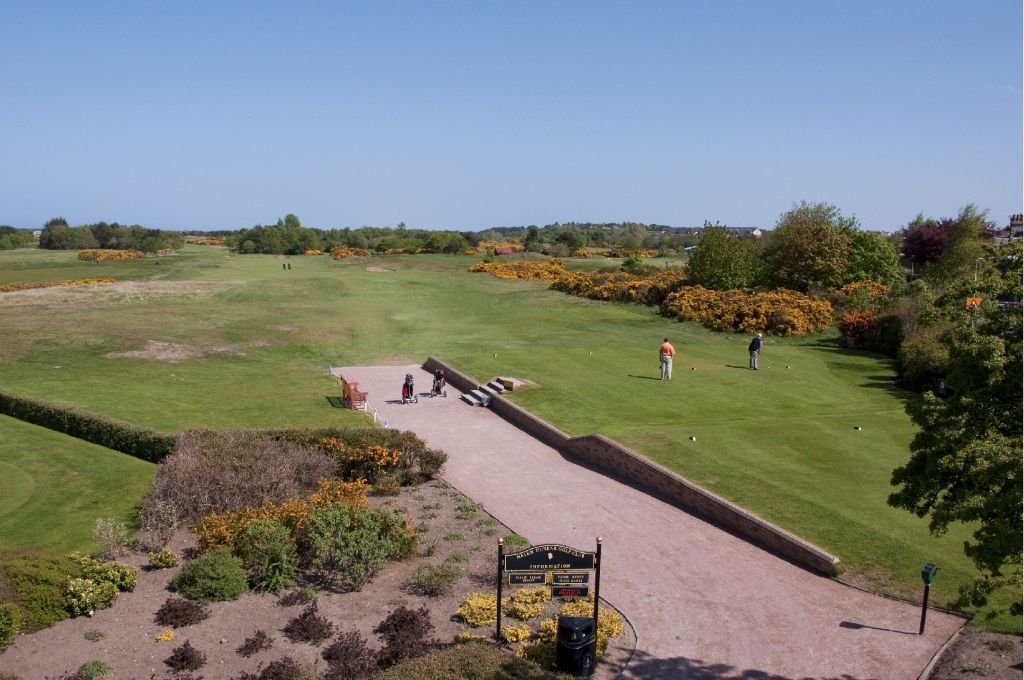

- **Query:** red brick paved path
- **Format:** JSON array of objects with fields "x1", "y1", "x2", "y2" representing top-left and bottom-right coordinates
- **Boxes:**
[{"x1": 341, "y1": 365, "x2": 965, "y2": 680}]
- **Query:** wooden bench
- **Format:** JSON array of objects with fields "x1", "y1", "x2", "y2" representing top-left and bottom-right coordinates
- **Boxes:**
[{"x1": 340, "y1": 376, "x2": 368, "y2": 411}]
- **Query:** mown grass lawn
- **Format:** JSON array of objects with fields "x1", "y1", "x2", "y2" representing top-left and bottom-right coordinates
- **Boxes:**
[
  {"x1": 0, "y1": 246, "x2": 1016, "y2": 631},
  {"x1": 0, "y1": 415, "x2": 155, "y2": 554}
]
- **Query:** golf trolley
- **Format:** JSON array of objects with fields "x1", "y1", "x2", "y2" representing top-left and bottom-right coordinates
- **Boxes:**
[
  {"x1": 431, "y1": 369, "x2": 447, "y2": 398},
  {"x1": 401, "y1": 373, "x2": 418, "y2": 404}
]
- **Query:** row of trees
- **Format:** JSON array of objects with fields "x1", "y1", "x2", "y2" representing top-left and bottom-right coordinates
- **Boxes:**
[
  {"x1": 686, "y1": 203, "x2": 902, "y2": 292},
  {"x1": 0, "y1": 226, "x2": 35, "y2": 250},
  {"x1": 37, "y1": 218, "x2": 184, "y2": 253},
  {"x1": 226, "y1": 215, "x2": 477, "y2": 255}
]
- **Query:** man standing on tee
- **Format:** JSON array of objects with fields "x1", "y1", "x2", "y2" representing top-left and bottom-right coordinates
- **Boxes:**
[
  {"x1": 749, "y1": 333, "x2": 763, "y2": 370},
  {"x1": 659, "y1": 337, "x2": 676, "y2": 381}
]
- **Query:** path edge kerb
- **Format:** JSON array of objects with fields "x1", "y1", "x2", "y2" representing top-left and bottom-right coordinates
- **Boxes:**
[{"x1": 424, "y1": 356, "x2": 841, "y2": 577}]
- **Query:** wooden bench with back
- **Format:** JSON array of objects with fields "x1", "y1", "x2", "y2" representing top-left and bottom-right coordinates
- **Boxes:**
[{"x1": 339, "y1": 375, "x2": 368, "y2": 411}]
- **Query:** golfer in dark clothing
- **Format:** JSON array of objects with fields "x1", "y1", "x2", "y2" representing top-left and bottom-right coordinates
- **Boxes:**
[{"x1": 748, "y1": 333, "x2": 763, "y2": 370}]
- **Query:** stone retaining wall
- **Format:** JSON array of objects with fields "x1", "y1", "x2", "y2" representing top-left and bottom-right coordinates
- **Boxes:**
[{"x1": 422, "y1": 356, "x2": 840, "y2": 576}]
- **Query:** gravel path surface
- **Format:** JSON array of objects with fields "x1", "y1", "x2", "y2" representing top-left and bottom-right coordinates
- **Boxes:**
[{"x1": 339, "y1": 364, "x2": 965, "y2": 680}]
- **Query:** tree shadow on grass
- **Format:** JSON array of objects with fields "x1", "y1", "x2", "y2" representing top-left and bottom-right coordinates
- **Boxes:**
[{"x1": 624, "y1": 649, "x2": 863, "y2": 679}]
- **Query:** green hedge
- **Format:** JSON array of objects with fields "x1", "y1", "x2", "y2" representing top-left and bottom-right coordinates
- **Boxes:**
[{"x1": 0, "y1": 389, "x2": 175, "y2": 463}]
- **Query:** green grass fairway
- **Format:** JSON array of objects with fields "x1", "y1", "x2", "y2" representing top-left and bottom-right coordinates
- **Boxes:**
[
  {"x1": 0, "y1": 246, "x2": 1016, "y2": 630},
  {"x1": 0, "y1": 415, "x2": 155, "y2": 554}
]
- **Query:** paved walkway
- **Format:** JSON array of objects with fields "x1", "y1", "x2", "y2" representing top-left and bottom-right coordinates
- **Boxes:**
[{"x1": 340, "y1": 365, "x2": 965, "y2": 680}]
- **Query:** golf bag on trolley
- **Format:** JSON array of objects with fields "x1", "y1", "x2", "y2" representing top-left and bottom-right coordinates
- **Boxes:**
[
  {"x1": 431, "y1": 369, "x2": 447, "y2": 397},
  {"x1": 401, "y1": 373, "x2": 418, "y2": 404}
]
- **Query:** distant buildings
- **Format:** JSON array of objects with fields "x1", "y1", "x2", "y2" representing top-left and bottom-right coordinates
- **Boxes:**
[
  {"x1": 993, "y1": 214, "x2": 1023, "y2": 244},
  {"x1": 656, "y1": 226, "x2": 763, "y2": 238}
]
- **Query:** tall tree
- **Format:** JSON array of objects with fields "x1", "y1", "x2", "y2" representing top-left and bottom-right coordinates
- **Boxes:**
[
  {"x1": 889, "y1": 306, "x2": 1022, "y2": 612},
  {"x1": 686, "y1": 226, "x2": 760, "y2": 290},
  {"x1": 763, "y1": 201, "x2": 853, "y2": 291},
  {"x1": 926, "y1": 205, "x2": 992, "y2": 287},
  {"x1": 842, "y1": 229, "x2": 902, "y2": 286}
]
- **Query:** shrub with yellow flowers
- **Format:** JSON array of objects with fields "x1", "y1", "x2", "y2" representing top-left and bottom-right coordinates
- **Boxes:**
[
  {"x1": 456, "y1": 592, "x2": 508, "y2": 628},
  {"x1": 661, "y1": 286, "x2": 832, "y2": 336},
  {"x1": 0, "y1": 277, "x2": 117, "y2": 294},
  {"x1": 330, "y1": 246, "x2": 372, "y2": 259},
  {"x1": 504, "y1": 586, "x2": 550, "y2": 621},
  {"x1": 78, "y1": 249, "x2": 145, "y2": 261},
  {"x1": 316, "y1": 437, "x2": 401, "y2": 484},
  {"x1": 303, "y1": 249, "x2": 322, "y2": 256},
  {"x1": 194, "y1": 479, "x2": 370, "y2": 552},
  {"x1": 551, "y1": 270, "x2": 688, "y2": 306},
  {"x1": 499, "y1": 624, "x2": 533, "y2": 644},
  {"x1": 468, "y1": 259, "x2": 567, "y2": 281}
]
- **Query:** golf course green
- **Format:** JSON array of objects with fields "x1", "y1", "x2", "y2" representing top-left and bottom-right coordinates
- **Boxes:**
[{"x1": 0, "y1": 245, "x2": 1016, "y2": 631}]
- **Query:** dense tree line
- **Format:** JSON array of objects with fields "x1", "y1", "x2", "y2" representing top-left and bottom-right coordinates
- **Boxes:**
[
  {"x1": 225, "y1": 215, "x2": 477, "y2": 255},
  {"x1": 0, "y1": 226, "x2": 35, "y2": 250},
  {"x1": 37, "y1": 218, "x2": 184, "y2": 253}
]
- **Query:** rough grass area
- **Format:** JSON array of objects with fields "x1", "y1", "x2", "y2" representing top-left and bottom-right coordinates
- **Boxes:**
[{"x1": 0, "y1": 246, "x2": 1017, "y2": 631}]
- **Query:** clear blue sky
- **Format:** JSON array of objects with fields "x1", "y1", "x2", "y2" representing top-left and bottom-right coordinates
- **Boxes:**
[{"x1": 2, "y1": 1, "x2": 1020, "y2": 232}]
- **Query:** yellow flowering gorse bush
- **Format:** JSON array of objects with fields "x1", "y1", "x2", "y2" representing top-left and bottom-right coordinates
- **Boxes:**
[
  {"x1": 551, "y1": 270, "x2": 688, "y2": 305},
  {"x1": 330, "y1": 246, "x2": 372, "y2": 259},
  {"x1": 0, "y1": 277, "x2": 116, "y2": 294},
  {"x1": 194, "y1": 479, "x2": 370, "y2": 551},
  {"x1": 78, "y1": 249, "x2": 145, "y2": 261},
  {"x1": 661, "y1": 286, "x2": 832, "y2": 335},
  {"x1": 468, "y1": 259, "x2": 567, "y2": 281}
]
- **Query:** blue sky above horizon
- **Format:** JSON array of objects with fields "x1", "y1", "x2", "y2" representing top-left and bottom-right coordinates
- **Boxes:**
[{"x1": 2, "y1": 1, "x2": 1020, "y2": 232}]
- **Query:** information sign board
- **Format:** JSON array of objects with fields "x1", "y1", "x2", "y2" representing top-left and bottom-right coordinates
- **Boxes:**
[
  {"x1": 551, "y1": 586, "x2": 590, "y2": 599},
  {"x1": 507, "y1": 572, "x2": 546, "y2": 585},
  {"x1": 552, "y1": 571, "x2": 589, "y2": 585},
  {"x1": 503, "y1": 544, "x2": 596, "y2": 572}
]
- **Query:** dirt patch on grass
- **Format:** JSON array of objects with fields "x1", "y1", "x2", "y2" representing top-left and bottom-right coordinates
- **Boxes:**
[
  {"x1": 104, "y1": 339, "x2": 270, "y2": 363},
  {"x1": 0, "y1": 479, "x2": 634, "y2": 680},
  {"x1": 0, "y1": 281, "x2": 232, "y2": 309},
  {"x1": 367, "y1": 266, "x2": 395, "y2": 273},
  {"x1": 928, "y1": 630, "x2": 1022, "y2": 679}
]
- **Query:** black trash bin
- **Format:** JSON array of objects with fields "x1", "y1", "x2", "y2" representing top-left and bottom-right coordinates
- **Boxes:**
[{"x1": 556, "y1": 616, "x2": 597, "y2": 677}]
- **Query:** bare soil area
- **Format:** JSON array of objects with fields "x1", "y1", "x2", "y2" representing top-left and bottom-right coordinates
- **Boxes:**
[
  {"x1": 104, "y1": 339, "x2": 272, "y2": 363},
  {"x1": 0, "y1": 479, "x2": 634, "y2": 680},
  {"x1": 929, "y1": 631, "x2": 1022, "y2": 680},
  {"x1": 0, "y1": 281, "x2": 231, "y2": 310}
]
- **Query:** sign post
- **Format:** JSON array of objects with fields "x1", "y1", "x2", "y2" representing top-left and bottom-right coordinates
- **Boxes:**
[
  {"x1": 592, "y1": 537, "x2": 602, "y2": 625},
  {"x1": 496, "y1": 539, "x2": 603, "y2": 644},
  {"x1": 496, "y1": 539, "x2": 505, "y2": 643}
]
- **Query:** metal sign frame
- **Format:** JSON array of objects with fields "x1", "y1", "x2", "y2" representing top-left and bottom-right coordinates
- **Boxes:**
[{"x1": 495, "y1": 538, "x2": 602, "y2": 644}]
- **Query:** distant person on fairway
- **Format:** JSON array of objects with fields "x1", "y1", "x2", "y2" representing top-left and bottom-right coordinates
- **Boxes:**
[
  {"x1": 659, "y1": 337, "x2": 676, "y2": 381},
  {"x1": 748, "y1": 333, "x2": 763, "y2": 370}
]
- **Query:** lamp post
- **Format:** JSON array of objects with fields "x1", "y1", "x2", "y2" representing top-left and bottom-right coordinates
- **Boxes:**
[{"x1": 919, "y1": 563, "x2": 938, "y2": 634}]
